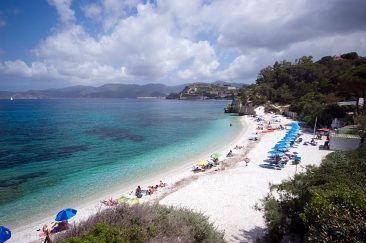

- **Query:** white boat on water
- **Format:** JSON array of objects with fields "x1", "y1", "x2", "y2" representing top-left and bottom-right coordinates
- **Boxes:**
[{"x1": 10, "y1": 96, "x2": 13, "y2": 101}]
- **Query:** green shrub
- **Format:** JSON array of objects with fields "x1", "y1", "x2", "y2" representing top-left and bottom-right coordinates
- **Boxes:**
[
  {"x1": 259, "y1": 148, "x2": 366, "y2": 242},
  {"x1": 301, "y1": 187, "x2": 366, "y2": 242},
  {"x1": 56, "y1": 204, "x2": 224, "y2": 243}
]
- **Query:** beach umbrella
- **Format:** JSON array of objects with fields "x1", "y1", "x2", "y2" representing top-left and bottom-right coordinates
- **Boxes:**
[
  {"x1": 197, "y1": 160, "x2": 208, "y2": 166},
  {"x1": 55, "y1": 208, "x2": 77, "y2": 221},
  {"x1": 269, "y1": 151, "x2": 284, "y2": 156},
  {"x1": 0, "y1": 226, "x2": 11, "y2": 242},
  {"x1": 118, "y1": 196, "x2": 139, "y2": 206},
  {"x1": 210, "y1": 153, "x2": 222, "y2": 159}
]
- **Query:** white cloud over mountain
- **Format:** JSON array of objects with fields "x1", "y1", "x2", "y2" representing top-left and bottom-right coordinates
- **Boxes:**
[{"x1": 1, "y1": 0, "x2": 366, "y2": 87}]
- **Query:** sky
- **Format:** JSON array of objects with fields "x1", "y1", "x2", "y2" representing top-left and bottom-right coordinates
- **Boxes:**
[{"x1": 0, "y1": 0, "x2": 366, "y2": 91}]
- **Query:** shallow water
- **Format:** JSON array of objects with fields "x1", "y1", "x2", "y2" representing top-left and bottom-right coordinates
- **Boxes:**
[{"x1": 0, "y1": 98, "x2": 242, "y2": 227}]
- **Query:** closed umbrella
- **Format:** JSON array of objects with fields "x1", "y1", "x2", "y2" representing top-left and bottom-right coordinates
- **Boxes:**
[
  {"x1": 55, "y1": 208, "x2": 77, "y2": 221},
  {"x1": 0, "y1": 226, "x2": 11, "y2": 242}
]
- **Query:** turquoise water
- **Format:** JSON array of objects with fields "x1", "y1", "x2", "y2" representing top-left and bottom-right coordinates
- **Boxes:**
[{"x1": 0, "y1": 99, "x2": 242, "y2": 228}]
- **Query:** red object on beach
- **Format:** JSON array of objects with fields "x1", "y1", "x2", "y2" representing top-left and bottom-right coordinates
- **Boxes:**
[
  {"x1": 318, "y1": 128, "x2": 330, "y2": 132},
  {"x1": 261, "y1": 130, "x2": 274, "y2": 133}
]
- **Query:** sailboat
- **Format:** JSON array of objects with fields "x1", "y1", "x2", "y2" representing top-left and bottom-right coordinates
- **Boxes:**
[{"x1": 10, "y1": 96, "x2": 13, "y2": 101}]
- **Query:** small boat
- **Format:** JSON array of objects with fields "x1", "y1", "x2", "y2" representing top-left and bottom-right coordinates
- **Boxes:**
[{"x1": 10, "y1": 96, "x2": 13, "y2": 101}]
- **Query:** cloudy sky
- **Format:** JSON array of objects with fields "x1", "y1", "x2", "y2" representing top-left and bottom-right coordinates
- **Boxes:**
[{"x1": 0, "y1": 0, "x2": 365, "y2": 91}]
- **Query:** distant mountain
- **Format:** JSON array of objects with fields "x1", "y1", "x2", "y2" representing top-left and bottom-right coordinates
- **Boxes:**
[
  {"x1": 0, "y1": 83, "x2": 187, "y2": 99},
  {"x1": 0, "y1": 81, "x2": 247, "y2": 99}
]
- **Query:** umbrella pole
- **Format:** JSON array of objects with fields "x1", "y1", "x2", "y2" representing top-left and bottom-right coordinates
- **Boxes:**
[
  {"x1": 313, "y1": 116, "x2": 317, "y2": 138},
  {"x1": 295, "y1": 163, "x2": 298, "y2": 175}
]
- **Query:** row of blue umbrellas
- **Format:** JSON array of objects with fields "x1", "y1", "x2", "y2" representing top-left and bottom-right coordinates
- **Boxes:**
[
  {"x1": 0, "y1": 208, "x2": 77, "y2": 242},
  {"x1": 269, "y1": 122, "x2": 300, "y2": 156}
]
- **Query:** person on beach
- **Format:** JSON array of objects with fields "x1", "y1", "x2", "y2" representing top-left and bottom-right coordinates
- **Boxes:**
[
  {"x1": 42, "y1": 224, "x2": 52, "y2": 243},
  {"x1": 135, "y1": 186, "x2": 143, "y2": 198},
  {"x1": 147, "y1": 186, "x2": 155, "y2": 195},
  {"x1": 159, "y1": 180, "x2": 167, "y2": 187},
  {"x1": 51, "y1": 220, "x2": 68, "y2": 233},
  {"x1": 227, "y1": 150, "x2": 233, "y2": 157}
]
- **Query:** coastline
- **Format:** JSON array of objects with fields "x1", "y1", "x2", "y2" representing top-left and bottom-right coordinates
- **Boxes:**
[
  {"x1": 10, "y1": 108, "x2": 333, "y2": 242},
  {"x1": 9, "y1": 115, "x2": 251, "y2": 243},
  {"x1": 159, "y1": 108, "x2": 333, "y2": 242}
]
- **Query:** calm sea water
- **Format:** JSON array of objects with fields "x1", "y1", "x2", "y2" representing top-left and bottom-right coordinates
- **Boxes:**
[{"x1": 0, "y1": 99, "x2": 242, "y2": 228}]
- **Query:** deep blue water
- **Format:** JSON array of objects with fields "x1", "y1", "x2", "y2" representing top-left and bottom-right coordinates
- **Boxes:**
[{"x1": 0, "y1": 99, "x2": 242, "y2": 228}]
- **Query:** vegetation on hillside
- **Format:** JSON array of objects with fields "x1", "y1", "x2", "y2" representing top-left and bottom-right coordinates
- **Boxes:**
[
  {"x1": 55, "y1": 204, "x2": 225, "y2": 243},
  {"x1": 257, "y1": 147, "x2": 366, "y2": 242},
  {"x1": 240, "y1": 52, "x2": 366, "y2": 126}
]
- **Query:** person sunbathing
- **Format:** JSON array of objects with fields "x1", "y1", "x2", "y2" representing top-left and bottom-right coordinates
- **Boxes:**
[
  {"x1": 192, "y1": 165, "x2": 204, "y2": 173},
  {"x1": 51, "y1": 220, "x2": 68, "y2": 233},
  {"x1": 101, "y1": 198, "x2": 118, "y2": 206},
  {"x1": 159, "y1": 180, "x2": 167, "y2": 187},
  {"x1": 147, "y1": 186, "x2": 155, "y2": 195}
]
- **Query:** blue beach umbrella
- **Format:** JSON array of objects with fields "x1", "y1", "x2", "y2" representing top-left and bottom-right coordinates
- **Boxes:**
[
  {"x1": 0, "y1": 226, "x2": 11, "y2": 242},
  {"x1": 269, "y1": 151, "x2": 284, "y2": 156},
  {"x1": 55, "y1": 208, "x2": 77, "y2": 221}
]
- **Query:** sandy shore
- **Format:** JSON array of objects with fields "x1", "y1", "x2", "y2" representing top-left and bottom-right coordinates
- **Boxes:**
[
  {"x1": 10, "y1": 107, "x2": 333, "y2": 243},
  {"x1": 9, "y1": 114, "x2": 251, "y2": 243},
  {"x1": 159, "y1": 108, "x2": 333, "y2": 242}
]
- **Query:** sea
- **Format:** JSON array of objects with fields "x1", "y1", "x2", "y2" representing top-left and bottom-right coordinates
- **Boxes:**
[{"x1": 0, "y1": 98, "x2": 243, "y2": 228}]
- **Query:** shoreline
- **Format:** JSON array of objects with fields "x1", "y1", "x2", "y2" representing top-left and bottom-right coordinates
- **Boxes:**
[
  {"x1": 9, "y1": 115, "x2": 251, "y2": 242},
  {"x1": 10, "y1": 107, "x2": 334, "y2": 242},
  {"x1": 159, "y1": 108, "x2": 333, "y2": 242}
]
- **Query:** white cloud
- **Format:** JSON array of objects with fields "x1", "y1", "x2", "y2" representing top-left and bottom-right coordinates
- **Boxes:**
[
  {"x1": 178, "y1": 41, "x2": 219, "y2": 80},
  {"x1": 0, "y1": 60, "x2": 54, "y2": 78},
  {"x1": 1, "y1": 0, "x2": 366, "y2": 87},
  {"x1": 217, "y1": 54, "x2": 258, "y2": 80},
  {"x1": 48, "y1": 0, "x2": 75, "y2": 23},
  {"x1": 82, "y1": 0, "x2": 144, "y2": 31},
  {"x1": 81, "y1": 3, "x2": 102, "y2": 22},
  {"x1": 0, "y1": 60, "x2": 32, "y2": 77}
]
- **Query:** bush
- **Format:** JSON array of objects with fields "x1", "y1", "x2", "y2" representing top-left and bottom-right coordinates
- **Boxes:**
[
  {"x1": 259, "y1": 149, "x2": 366, "y2": 242},
  {"x1": 301, "y1": 187, "x2": 366, "y2": 242},
  {"x1": 56, "y1": 204, "x2": 224, "y2": 243}
]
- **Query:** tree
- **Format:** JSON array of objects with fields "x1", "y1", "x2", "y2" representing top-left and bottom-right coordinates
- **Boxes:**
[
  {"x1": 341, "y1": 52, "x2": 359, "y2": 60},
  {"x1": 341, "y1": 64, "x2": 366, "y2": 114},
  {"x1": 296, "y1": 56, "x2": 313, "y2": 64}
]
